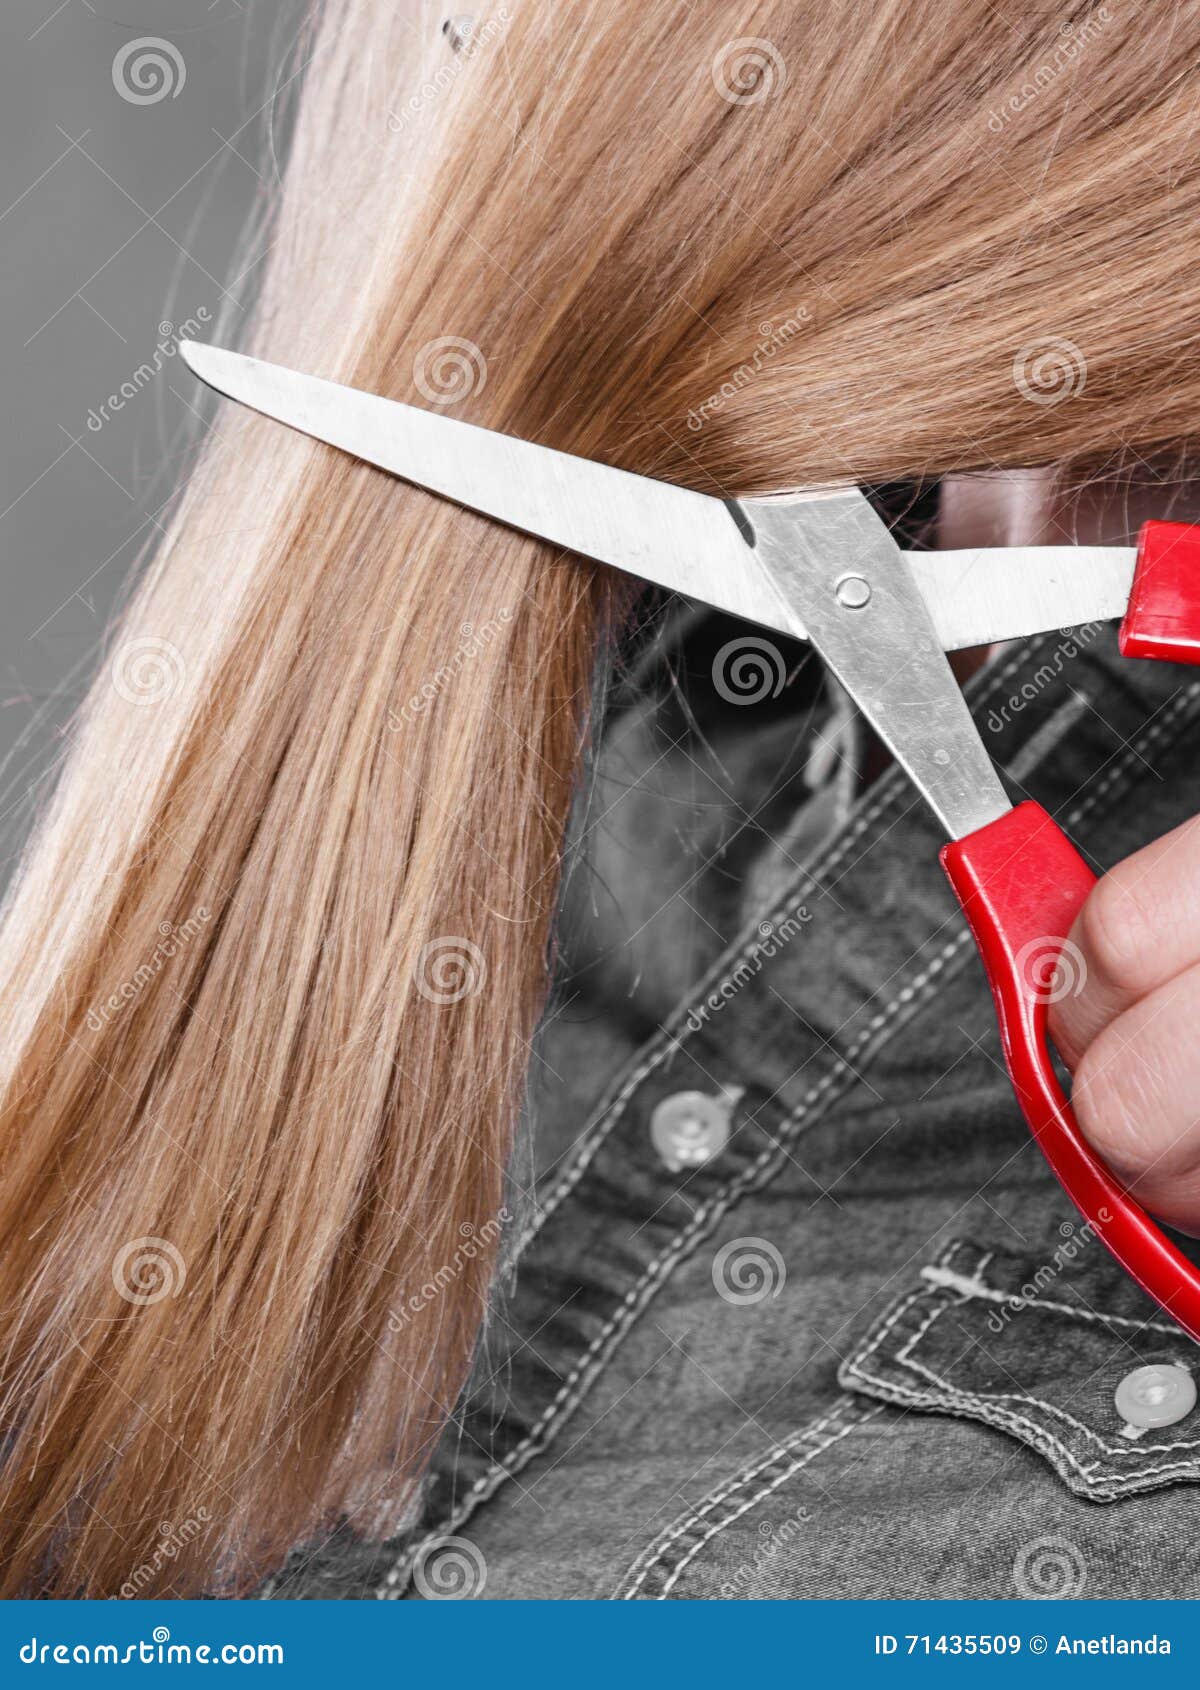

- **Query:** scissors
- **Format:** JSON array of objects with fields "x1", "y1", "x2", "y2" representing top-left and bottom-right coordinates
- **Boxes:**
[{"x1": 180, "y1": 338, "x2": 1200, "y2": 1339}]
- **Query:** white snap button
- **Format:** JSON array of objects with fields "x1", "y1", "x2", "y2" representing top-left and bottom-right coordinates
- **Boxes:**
[
  {"x1": 650, "y1": 1090, "x2": 732, "y2": 1172},
  {"x1": 1114, "y1": 1363, "x2": 1196, "y2": 1430}
]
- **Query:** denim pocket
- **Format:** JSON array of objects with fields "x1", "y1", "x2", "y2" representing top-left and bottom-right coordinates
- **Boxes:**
[{"x1": 839, "y1": 1237, "x2": 1200, "y2": 1501}]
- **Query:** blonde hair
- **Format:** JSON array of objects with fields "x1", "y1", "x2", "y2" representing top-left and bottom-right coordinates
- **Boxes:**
[{"x1": 1, "y1": 0, "x2": 1198, "y2": 1596}]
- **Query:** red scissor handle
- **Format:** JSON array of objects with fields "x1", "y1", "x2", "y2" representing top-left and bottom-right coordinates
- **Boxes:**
[
  {"x1": 938, "y1": 518, "x2": 1200, "y2": 1336},
  {"x1": 1118, "y1": 518, "x2": 1200, "y2": 664},
  {"x1": 942, "y1": 802, "x2": 1200, "y2": 1341}
]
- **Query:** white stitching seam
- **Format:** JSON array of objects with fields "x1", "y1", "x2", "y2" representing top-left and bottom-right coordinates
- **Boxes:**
[
  {"x1": 615, "y1": 1242, "x2": 951, "y2": 1599},
  {"x1": 919, "y1": 1263, "x2": 1187, "y2": 1335},
  {"x1": 844, "y1": 1344, "x2": 1200, "y2": 1495},
  {"x1": 617, "y1": 1400, "x2": 855, "y2": 1599},
  {"x1": 848, "y1": 1264, "x2": 1200, "y2": 1463},
  {"x1": 378, "y1": 666, "x2": 1200, "y2": 1595},
  {"x1": 643, "y1": 1400, "x2": 883, "y2": 1600}
]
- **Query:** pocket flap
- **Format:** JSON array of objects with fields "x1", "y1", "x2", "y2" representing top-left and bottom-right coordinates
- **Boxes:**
[{"x1": 839, "y1": 1237, "x2": 1200, "y2": 1501}]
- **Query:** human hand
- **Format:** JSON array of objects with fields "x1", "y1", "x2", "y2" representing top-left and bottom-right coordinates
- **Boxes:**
[{"x1": 1050, "y1": 814, "x2": 1200, "y2": 1235}]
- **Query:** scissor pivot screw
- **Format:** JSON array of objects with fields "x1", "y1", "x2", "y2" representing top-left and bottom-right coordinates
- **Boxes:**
[{"x1": 835, "y1": 574, "x2": 871, "y2": 609}]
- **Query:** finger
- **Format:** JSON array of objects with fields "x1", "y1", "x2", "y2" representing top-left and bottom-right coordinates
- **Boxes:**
[
  {"x1": 1050, "y1": 812, "x2": 1200, "y2": 1069},
  {"x1": 1072, "y1": 958, "x2": 1200, "y2": 1235}
]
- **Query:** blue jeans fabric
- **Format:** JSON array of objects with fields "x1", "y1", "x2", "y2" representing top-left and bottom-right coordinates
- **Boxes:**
[{"x1": 265, "y1": 617, "x2": 1200, "y2": 1601}]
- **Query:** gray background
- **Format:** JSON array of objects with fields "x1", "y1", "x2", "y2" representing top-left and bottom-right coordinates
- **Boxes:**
[{"x1": 0, "y1": 0, "x2": 299, "y2": 872}]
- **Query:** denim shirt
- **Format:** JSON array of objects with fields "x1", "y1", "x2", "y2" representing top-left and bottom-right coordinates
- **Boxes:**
[{"x1": 265, "y1": 605, "x2": 1200, "y2": 1602}]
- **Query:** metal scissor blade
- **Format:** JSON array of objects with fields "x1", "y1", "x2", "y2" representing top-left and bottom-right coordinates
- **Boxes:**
[
  {"x1": 179, "y1": 341, "x2": 809, "y2": 640},
  {"x1": 907, "y1": 544, "x2": 1136, "y2": 650},
  {"x1": 181, "y1": 342, "x2": 1139, "y2": 654}
]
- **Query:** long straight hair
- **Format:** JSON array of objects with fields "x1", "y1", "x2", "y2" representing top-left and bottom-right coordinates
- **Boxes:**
[{"x1": 1, "y1": 0, "x2": 1198, "y2": 1596}]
